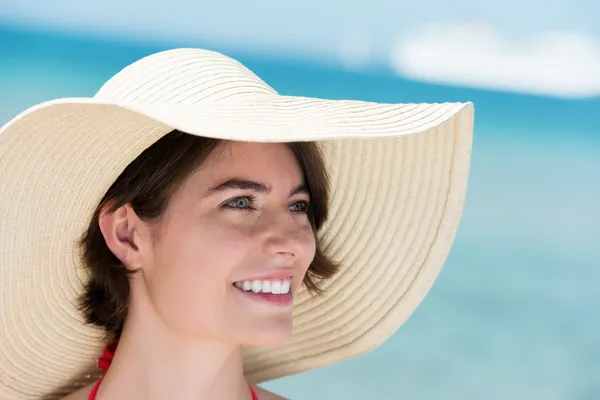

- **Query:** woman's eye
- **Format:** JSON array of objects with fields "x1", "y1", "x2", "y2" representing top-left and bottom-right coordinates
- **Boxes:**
[
  {"x1": 224, "y1": 196, "x2": 254, "y2": 209},
  {"x1": 223, "y1": 197, "x2": 309, "y2": 213},
  {"x1": 290, "y1": 201, "x2": 310, "y2": 213}
]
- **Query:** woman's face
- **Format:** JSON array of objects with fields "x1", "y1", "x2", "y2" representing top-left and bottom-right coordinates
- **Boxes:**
[{"x1": 136, "y1": 141, "x2": 316, "y2": 346}]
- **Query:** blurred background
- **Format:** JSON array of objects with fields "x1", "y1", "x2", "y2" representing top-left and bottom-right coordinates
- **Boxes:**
[{"x1": 1, "y1": 1, "x2": 598, "y2": 399}]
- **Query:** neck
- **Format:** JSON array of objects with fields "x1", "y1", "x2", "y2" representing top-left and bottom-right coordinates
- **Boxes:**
[{"x1": 96, "y1": 295, "x2": 252, "y2": 400}]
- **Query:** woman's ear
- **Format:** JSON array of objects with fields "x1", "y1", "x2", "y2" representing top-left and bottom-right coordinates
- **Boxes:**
[{"x1": 98, "y1": 202, "x2": 145, "y2": 271}]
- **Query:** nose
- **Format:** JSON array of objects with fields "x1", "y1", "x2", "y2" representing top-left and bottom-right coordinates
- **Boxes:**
[{"x1": 260, "y1": 211, "x2": 313, "y2": 260}]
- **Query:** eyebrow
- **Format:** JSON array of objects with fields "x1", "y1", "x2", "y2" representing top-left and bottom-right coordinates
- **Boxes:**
[{"x1": 209, "y1": 179, "x2": 309, "y2": 197}]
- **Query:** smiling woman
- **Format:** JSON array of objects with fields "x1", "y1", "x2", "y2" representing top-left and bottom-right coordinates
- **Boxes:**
[
  {"x1": 0, "y1": 48, "x2": 474, "y2": 400},
  {"x1": 78, "y1": 131, "x2": 338, "y2": 345},
  {"x1": 72, "y1": 132, "x2": 336, "y2": 399}
]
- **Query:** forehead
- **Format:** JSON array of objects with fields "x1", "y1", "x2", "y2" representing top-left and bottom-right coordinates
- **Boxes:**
[
  {"x1": 204, "y1": 141, "x2": 301, "y2": 174},
  {"x1": 187, "y1": 141, "x2": 305, "y2": 189}
]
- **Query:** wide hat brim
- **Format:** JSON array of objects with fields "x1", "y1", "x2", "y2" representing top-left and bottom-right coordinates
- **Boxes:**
[{"x1": 0, "y1": 49, "x2": 474, "y2": 399}]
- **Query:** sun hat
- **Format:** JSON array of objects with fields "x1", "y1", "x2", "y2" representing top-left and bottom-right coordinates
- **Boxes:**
[{"x1": 0, "y1": 47, "x2": 474, "y2": 399}]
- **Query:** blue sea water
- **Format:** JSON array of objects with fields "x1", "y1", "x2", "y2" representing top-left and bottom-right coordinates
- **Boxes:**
[{"x1": 1, "y1": 26, "x2": 599, "y2": 399}]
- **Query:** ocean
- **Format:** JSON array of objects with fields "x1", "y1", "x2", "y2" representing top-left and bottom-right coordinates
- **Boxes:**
[{"x1": 1, "y1": 25, "x2": 599, "y2": 399}]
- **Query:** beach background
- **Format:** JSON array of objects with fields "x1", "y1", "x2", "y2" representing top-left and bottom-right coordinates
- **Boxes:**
[{"x1": 1, "y1": 1, "x2": 599, "y2": 399}]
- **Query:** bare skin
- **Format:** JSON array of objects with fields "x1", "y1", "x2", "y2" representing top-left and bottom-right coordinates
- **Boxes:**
[
  {"x1": 62, "y1": 141, "x2": 313, "y2": 400},
  {"x1": 63, "y1": 382, "x2": 287, "y2": 400}
]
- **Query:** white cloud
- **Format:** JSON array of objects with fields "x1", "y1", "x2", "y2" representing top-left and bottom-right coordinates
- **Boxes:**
[{"x1": 389, "y1": 22, "x2": 600, "y2": 98}]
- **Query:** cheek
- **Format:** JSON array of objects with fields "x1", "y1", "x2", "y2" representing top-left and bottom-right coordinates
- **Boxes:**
[
  {"x1": 298, "y1": 225, "x2": 317, "y2": 271},
  {"x1": 147, "y1": 220, "x2": 253, "y2": 332}
]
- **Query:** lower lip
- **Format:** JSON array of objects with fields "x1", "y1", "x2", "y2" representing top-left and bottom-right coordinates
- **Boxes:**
[{"x1": 234, "y1": 287, "x2": 293, "y2": 306}]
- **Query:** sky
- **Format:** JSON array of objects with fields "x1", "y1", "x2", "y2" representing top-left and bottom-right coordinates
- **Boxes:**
[{"x1": 1, "y1": 0, "x2": 600, "y2": 98}]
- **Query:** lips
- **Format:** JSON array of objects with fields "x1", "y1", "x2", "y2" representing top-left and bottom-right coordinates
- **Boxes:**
[
  {"x1": 236, "y1": 289, "x2": 293, "y2": 306},
  {"x1": 233, "y1": 278, "x2": 294, "y2": 306}
]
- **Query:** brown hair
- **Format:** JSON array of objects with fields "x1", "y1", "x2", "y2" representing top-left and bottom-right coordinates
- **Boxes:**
[{"x1": 77, "y1": 129, "x2": 338, "y2": 341}]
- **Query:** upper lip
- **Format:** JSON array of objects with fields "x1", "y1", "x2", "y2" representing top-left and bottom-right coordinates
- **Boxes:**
[{"x1": 234, "y1": 269, "x2": 295, "y2": 283}]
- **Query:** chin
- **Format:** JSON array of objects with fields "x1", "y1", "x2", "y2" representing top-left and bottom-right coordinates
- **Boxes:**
[{"x1": 244, "y1": 322, "x2": 294, "y2": 347}]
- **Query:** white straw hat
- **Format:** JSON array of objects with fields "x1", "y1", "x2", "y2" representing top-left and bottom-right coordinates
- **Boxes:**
[{"x1": 0, "y1": 48, "x2": 474, "y2": 399}]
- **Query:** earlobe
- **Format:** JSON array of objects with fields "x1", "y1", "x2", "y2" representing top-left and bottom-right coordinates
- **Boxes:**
[{"x1": 98, "y1": 203, "x2": 143, "y2": 271}]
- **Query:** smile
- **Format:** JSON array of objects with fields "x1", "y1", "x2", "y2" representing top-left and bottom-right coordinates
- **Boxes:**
[{"x1": 233, "y1": 279, "x2": 291, "y2": 294}]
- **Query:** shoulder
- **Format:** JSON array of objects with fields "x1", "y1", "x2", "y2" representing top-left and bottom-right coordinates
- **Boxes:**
[
  {"x1": 60, "y1": 381, "x2": 96, "y2": 400},
  {"x1": 252, "y1": 384, "x2": 288, "y2": 400}
]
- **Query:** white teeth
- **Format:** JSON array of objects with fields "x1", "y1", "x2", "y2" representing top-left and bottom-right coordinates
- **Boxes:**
[
  {"x1": 281, "y1": 280, "x2": 290, "y2": 294},
  {"x1": 234, "y1": 279, "x2": 291, "y2": 294},
  {"x1": 271, "y1": 281, "x2": 282, "y2": 294},
  {"x1": 261, "y1": 281, "x2": 271, "y2": 293}
]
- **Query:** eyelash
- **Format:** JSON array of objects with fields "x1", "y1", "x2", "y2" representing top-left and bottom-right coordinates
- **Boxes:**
[{"x1": 223, "y1": 195, "x2": 311, "y2": 214}]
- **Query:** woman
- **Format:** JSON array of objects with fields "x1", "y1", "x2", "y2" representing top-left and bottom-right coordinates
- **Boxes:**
[{"x1": 0, "y1": 48, "x2": 474, "y2": 399}]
